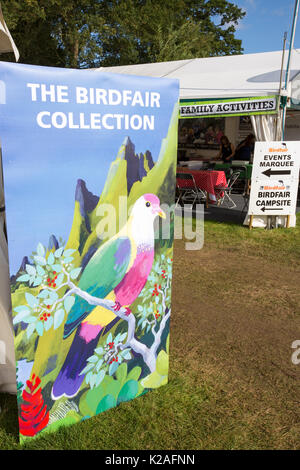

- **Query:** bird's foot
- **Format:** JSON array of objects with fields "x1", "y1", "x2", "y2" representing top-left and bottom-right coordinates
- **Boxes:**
[
  {"x1": 124, "y1": 307, "x2": 132, "y2": 317},
  {"x1": 113, "y1": 301, "x2": 121, "y2": 312}
]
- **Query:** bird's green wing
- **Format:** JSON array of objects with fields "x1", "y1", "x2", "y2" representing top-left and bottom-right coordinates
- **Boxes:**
[{"x1": 64, "y1": 236, "x2": 131, "y2": 338}]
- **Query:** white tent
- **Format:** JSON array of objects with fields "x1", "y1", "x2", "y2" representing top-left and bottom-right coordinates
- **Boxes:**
[
  {"x1": 96, "y1": 51, "x2": 300, "y2": 228},
  {"x1": 0, "y1": 4, "x2": 19, "y2": 61},
  {"x1": 94, "y1": 50, "x2": 300, "y2": 101},
  {"x1": 0, "y1": 3, "x2": 18, "y2": 394}
]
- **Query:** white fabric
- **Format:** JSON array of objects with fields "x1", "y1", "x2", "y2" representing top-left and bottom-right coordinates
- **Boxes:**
[
  {"x1": 250, "y1": 114, "x2": 278, "y2": 141},
  {"x1": 0, "y1": 150, "x2": 16, "y2": 393},
  {"x1": 0, "y1": 213, "x2": 16, "y2": 393},
  {"x1": 0, "y1": 4, "x2": 19, "y2": 61},
  {"x1": 94, "y1": 49, "x2": 300, "y2": 100}
]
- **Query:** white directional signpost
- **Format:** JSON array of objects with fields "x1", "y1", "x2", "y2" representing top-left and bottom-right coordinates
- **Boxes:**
[{"x1": 248, "y1": 141, "x2": 300, "y2": 228}]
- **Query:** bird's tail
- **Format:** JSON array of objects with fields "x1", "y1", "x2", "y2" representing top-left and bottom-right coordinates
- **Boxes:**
[{"x1": 51, "y1": 322, "x2": 102, "y2": 400}]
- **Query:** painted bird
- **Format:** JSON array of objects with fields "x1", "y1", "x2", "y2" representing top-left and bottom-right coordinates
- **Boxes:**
[{"x1": 52, "y1": 193, "x2": 166, "y2": 399}]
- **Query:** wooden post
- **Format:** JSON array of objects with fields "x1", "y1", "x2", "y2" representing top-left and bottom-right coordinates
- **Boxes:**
[{"x1": 286, "y1": 215, "x2": 291, "y2": 228}]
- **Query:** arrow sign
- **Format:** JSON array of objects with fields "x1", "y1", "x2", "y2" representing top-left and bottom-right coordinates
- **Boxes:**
[
  {"x1": 261, "y1": 207, "x2": 283, "y2": 212},
  {"x1": 262, "y1": 168, "x2": 291, "y2": 177}
]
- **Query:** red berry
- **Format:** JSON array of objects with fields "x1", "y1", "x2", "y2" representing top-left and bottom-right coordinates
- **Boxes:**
[
  {"x1": 46, "y1": 305, "x2": 50, "y2": 309},
  {"x1": 53, "y1": 271, "x2": 56, "y2": 275}
]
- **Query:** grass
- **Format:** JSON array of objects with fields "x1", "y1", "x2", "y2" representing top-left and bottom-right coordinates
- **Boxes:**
[{"x1": 0, "y1": 215, "x2": 299, "y2": 449}]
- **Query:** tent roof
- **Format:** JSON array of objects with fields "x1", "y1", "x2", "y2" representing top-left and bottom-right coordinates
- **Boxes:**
[
  {"x1": 0, "y1": 4, "x2": 19, "y2": 61},
  {"x1": 94, "y1": 50, "x2": 300, "y2": 100}
]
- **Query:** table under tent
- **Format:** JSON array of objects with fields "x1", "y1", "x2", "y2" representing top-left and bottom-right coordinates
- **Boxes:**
[{"x1": 97, "y1": 49, "x2": 300, "y2": 227}]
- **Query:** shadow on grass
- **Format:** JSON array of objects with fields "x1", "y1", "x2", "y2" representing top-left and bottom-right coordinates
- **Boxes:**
[{"x1": 0, "y1": 393, "x2": 19, "y2": 443}]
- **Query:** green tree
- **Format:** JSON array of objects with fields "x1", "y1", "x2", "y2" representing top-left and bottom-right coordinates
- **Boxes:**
[
  {"x1": 100, "y1": 0, "x2": 245, "y2": 65},
  {"x1": 1, "y1": 0, "x2": 107, "y2": 68},
  {"x1": 1, "y1": 0, "x2": 245, "y2": 68}
]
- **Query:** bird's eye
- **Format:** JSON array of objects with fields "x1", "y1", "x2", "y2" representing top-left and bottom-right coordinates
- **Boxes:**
[{"x1": 145, "y1": 201, "x2": 151, "y2": 207}]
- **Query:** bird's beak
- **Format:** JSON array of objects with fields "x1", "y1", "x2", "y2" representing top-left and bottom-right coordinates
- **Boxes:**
[{"x1": 158, "y1": 208, "x2": 166, "y2": 219}]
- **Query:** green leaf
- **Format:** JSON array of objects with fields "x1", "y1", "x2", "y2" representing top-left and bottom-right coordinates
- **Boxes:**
[
  {"x1": 54, "y1": 247, "x2": 64, "y2": 258},
  {"x1": 16, "y1": 274, "x2": 30, "y2": 282},
  {"x1": 26, "y1": 316, "x2": 39, "y2": 323},
  {"x1": 26, "y1": 323, "x2": 36, "y2": 339},
  {"x1": 26, "y1": 264, "x2": 36, "y2": 276},
  {"x1": 118, "y1": 332, "x2": 127, "y2": 343},
  {"x1": 87, "y1": 355, "x2": 98, "y2": 363},
  {"x1": 36, "y1": 321, "x2": 44, "y2": 336},
  {"x1": 37, "y1": 289, "x2": 51, "y2": 299},
  {"x1": 49, "y1": 291, "x2": 58, "y2": 302},
  {"x1": 70, "y1": 267, "x2": 81, "y2": 280},
  {"x1": 127, "y1": 366, "x2": 142, "y2": 381},
  {"x1": 156, "y1": 350, "x2": 169, "y2": 376},
  {"x1": 47, "y1": 252, "x2": 55, "y2": 265},
  {"x1": 53, "y1": 309, "x2": 65, "y2": 329},
  {"x1": 90, "y1": 373, "x2": 97, "y2": 389},
  {"x1": 95, "y1": 369, "x2": 106, "y2": 387},
  {"x1": 95, "y1": 346, "x2": 104, "y2": 356},
  {"x1": 34, "y1": 255, "x2": 46, "y2": 266},
  {"x1": 25, "y1": 293, "x2": 39, "y2": 309},
  {"x1": 108, "y1": 361, "x2": 119, "y2": 376},
  {"x1": 141, "y1": 370, "x2": 167, "y2": 389},
  {"x1": 55, "y1": 273, "x2": 64, "y2": 287},
  {"x1": 117, "y1": 380, "x2": 138, "y2": 404},
  {"x1": 13, "y1": 308, "x2": 31, "y2": 324},
  {"x1": 37, "y1": 243, "x2": 45, "y2": 257},
  {"x1": 96, "y1": 359, "x2": 104, "y2": 372},
  {"x1": 36, "y1": 265, "x2": 45, "y2": 276},
  {"x1": 33, "y1": 276, "x2": 42, "y2": 287},
  {"x1": 106, "y1": 333, "x2": 113, "y2": 345},
  {"x1": 64, "y1": 249, "x2": 76, "y2": 257},
  {"x1": 44, "y1": 316, "x2": 53, "y2": 331},
  {"x1": 64, "y1": 296, "x2": 75, "y2": 313},
  {"x1": 116, "y1": 363, "x2": 127, "y2": 384},
  {"x1": 79, "y1": 363, "x2": 95, "y2": 376},
  {"x1": 52, "y1": 264, "x2": 62, "y2": 273},
  {"x1": 85, "y1": 371, "x2": 93, "y2": 385},
  {"x1": 120, "y1": 348, "x2": 132, "y2": 360},
  {"x1": 96, "y1": 394, "x2": 116, "y2": 414}
]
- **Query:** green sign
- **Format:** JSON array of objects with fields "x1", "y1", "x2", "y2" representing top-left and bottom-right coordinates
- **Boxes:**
[{"x1": 180, "y1": 96, "x2": 277, "y2": 118}]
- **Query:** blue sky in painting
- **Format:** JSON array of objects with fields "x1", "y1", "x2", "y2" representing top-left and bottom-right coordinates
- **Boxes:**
[{"x1": 0, "y1": 62, "x2": 178, "y2": 272}]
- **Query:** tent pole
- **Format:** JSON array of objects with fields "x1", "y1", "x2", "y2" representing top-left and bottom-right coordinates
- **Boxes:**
[
  {"x1": 277, "y1": 32, "x2": 287, "y2": 140},
  {"x1": 282, "y1": 0, "x2": 300, "y2": 139}
]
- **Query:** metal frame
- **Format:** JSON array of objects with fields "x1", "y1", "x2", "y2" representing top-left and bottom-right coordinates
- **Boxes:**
[
  {"x1": 215, "y1": 171, "x2": 241, "y2": 209},
  {"x1": 176, "y1": 172, "x2": 206, "y2": 207}
]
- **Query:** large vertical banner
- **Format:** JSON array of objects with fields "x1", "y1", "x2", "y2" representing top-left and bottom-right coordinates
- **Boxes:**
[{"x1": 0, "y1": 62, "x2": 179, "y2": 441}]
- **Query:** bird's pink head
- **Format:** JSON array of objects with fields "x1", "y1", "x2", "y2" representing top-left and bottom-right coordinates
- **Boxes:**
[{"x1": 142, "y1": 193, "x2": 166, "y2": 219}]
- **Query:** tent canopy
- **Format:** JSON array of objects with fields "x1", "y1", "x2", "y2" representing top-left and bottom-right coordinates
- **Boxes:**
[
  {"x1": 95, "y1": 50, "x2": 300, "y2": 100},
  {"x1": 0, "y1": 4, "x2": 19, "y2": 61}
]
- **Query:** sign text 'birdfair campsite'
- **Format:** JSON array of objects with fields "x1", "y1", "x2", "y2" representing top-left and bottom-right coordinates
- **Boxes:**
[
  {"x1": 0, "y1": 61, "x2": 179, "y2": 441},
  {"x1": 248, "y1": 141, "x2": 300, "y2": 216}
]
